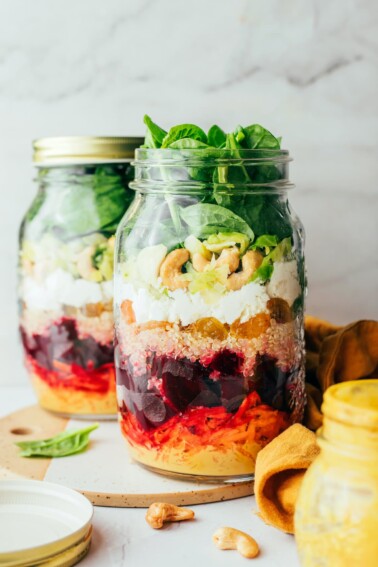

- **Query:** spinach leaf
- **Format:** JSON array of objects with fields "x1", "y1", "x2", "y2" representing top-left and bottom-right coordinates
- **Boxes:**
[
  {"x1": 169, "y1": 138, "x2": 210, "y2": 149},
  {"x1": 243, "y1": 124, "x2": 281, "y2": 149},
  {"x1": 233, "y1": 125, "x2": 246, "y2": 144},
  {"x1": 143, "y1": 115, "x2": 167, "y2": 148},
  {"x1": 180, "y1": 203, "x2": 254, "y2": 240},
  {"x1": 241, "y1": 125, "x2": 282, "y2": 183},
  {"x1": 241, "y1": 195, "x2": 293, "y2": 240},
  {"x1": 138, "y1": 118, "x2": 292, "y2": 244},
  {"x1": 224, "y1": 132, "x2": 251, "y2": 184},
  {"x1": 93, "y1": 167, "x2": 133, "y2": 234},
  {"x1": 16, "y1": 424, "x2": 99, "y2": 458},
  {"x1": 162, "y1": 124, "x2": 207, "y2": 148},
  {"x1": 27, "y1": 166, "x2": 132, "y2": 241},
  {"x1": 208, "y1": 125, "x2": 226, "y2": 148}
]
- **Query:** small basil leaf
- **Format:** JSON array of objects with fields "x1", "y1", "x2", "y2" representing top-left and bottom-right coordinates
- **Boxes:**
[
  {"x1": 207, "y1": 125, "x2": 227, "y2": 148},
  {"x1": 162, "y1": 124, "x2": 207, "y2": 148},
  {"x1": 16, "y1": 424, "x2": 99, "y2": 458},
  {"x1": 143, "y1": 115, "x2": 167, "y2": 148}
]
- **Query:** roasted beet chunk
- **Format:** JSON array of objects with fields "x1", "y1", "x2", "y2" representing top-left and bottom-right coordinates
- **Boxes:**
[
  {"x1": 208, "y1": 349, "x2": 243, "y2": 375},
  {"x1": 20, "y1": 318, "x2": 113, "y2": 371},
  {"x1": 254, "y1": 355, "x2": 290, "y2": 412},
  {"x1": 159, "y1": 351, "x2": 247, "y2": 413},
  {"x1": 161, "y1": 358, "x2": 207, "y2": 412},
  {"x1": 116, "y1": 366, "x2": 174, "y2": 431}
]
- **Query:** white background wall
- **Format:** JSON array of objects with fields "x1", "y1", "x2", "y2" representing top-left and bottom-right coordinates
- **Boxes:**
[{"x1": 0, "y1": 0, "x2": 377, "y2": 385}]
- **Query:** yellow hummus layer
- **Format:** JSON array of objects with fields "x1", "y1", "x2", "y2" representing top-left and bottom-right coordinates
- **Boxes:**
[
  {"x1": 31, "y1": 373, "x2": 117, "y2": 417},
  {"x1": 125, "y1": 437, "x2": 260, "y2": 477}
]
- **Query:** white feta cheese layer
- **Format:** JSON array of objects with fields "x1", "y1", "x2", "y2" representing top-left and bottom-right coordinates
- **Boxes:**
[
  {"x1": 117, "y1": 280, "x2": 270, "y2": 326},
  {"x1": 21, "y1": 268, "x2": 113, "y2": 311},
  {"x1": 267, "y1": 260, "x2": 301, "y2": 306}
]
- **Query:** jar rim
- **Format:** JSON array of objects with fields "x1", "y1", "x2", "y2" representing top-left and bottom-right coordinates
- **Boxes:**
[
  {"x1": 134, "y1": 147, "x2": 291, "y2": 164},
  {"x1": 322, "y1": 379, "x2": 378, "y2": 430},
  {"x1": 33, "y1": 136, "x2": 143, "y2": 166}
]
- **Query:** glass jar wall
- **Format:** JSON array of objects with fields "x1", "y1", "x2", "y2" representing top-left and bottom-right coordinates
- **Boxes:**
[
  {"x1": 295, "y1": 380, "x2": 378, "y2": 567},
  {"x1": 114, "y1": 148, "x2": 306, "y2": 480},
  {"x1": 19, "y1": 136, "x2": 142, "y2": 418}
]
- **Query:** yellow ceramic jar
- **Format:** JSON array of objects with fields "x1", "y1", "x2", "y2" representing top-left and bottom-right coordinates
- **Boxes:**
[{"x1": 295, "y1": 379, "x2": 378, "y2": 567}]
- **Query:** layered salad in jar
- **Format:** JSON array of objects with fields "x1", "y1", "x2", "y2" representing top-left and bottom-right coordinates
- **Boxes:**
[
  {"x1": 19, "y1": 163, "x2": 134, "y2": 417},
  {"x1": 115, "y1": 118, "x2": 306, "y2": 478}
]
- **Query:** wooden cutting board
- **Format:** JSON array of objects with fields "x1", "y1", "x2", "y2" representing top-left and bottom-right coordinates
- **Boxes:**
[{"x1": 0, "y1": 405, "x2": 254, "y2": 508}]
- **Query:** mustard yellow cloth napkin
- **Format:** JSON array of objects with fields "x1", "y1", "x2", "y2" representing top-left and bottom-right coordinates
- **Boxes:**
[
  {"x1": 254, "y1": 424, "x2": 319, "y2": 534},
  {"x1": 304, "y1": 316, "x2": 378, "y2": 430},
  {"x1": 254, "y1": 316, "x2": 378, "y2": 534}
]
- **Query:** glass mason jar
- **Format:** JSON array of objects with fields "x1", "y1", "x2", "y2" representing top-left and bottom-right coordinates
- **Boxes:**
[
  {"x1": 295, "y1": 380, "x2": 378, "y2": 567},
  {"x1": 19, "y1": 136, "x2": 142, "y2": 418},
  {"x1": 114, "y1": 148, "x2": 306, "y2": 480}
]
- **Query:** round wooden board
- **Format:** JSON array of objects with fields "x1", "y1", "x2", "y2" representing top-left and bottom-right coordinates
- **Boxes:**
[{"x1": 0, "y1": 405, "x2": 254, "y2": 508}]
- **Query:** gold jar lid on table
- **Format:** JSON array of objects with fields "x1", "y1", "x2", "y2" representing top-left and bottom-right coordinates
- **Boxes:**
[
  {"x1": 33, "y1": 136, "x2": 143, "y2": 165},
  {"x1": 0, "y1": 479, "x2": 93, "y2": 567}
]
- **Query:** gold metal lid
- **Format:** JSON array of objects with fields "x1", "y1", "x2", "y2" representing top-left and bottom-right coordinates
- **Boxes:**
[
  {"x1": 322, "y1": 379, "x2": 378, "y2": 429},
  {"x1": 33, "y1": 136, "x2": 143, "y2": 165},
  {"x1": 0, "y1": 479, "x2": 93, "y2": 567}
]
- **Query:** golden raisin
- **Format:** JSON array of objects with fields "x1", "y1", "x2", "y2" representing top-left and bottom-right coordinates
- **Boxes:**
[
  {"x1": 121, "y1": 299, "x2": 136, "y2": 324},
  {"x1": 267, "y1": 298, "x2": 293, "y2": 324},
  {"x1": 230, "y1": 313, "x2": 270, "y2": 339},
  {"x1": 83, "y1": 302, "x2": 105, "y2": 317},
  {"x1": 189, "y1": 317, "x2": 228, "y2": 340},
  {"x1": 103, "y1": 300, "x2": 113, "y2": 312}
]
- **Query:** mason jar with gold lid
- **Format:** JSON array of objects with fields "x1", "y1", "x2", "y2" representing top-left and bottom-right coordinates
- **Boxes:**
[
  {"x1": 19, "y1": 136, "x2": 142, "y2": 418},
  {"x1": 295, "y1": 379, "x2": 378, "y2": 567}
]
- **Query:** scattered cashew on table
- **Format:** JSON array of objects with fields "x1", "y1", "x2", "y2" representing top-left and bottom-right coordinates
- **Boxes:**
[
  {"x1": 213, "y1": 527, "x2": 260, "y2": 559},
  {"x1": 145, "y1": 503, "x2": 260, "y2": 559},
  {"x1": 145, "y1": 502, "x2": 195, "y2": 529}
]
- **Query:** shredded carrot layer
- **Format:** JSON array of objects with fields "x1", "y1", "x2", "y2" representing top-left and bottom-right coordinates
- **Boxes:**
[
  {"x1": 120, "y1": 391, "x2": 291, "y2": 455},
  {"x1": 26, "y1": 355, "x2": 115, "y2": 395}
]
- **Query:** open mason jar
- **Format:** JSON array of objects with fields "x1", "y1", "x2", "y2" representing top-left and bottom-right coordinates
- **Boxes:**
[
  {"x1": 114, "y1": 148, "x2": 306, "y2": 480},
  {"x1": 19, "y1": 136, "x2": 142, "y2": 418}
]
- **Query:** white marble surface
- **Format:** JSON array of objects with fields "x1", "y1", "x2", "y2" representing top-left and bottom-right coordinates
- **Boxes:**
[
  {"x1": 0, "y1": 386, "x2": 300, "y2": 567},
  {"x1": 0, "y1": 0, "x2": 377, "y2": 385}
]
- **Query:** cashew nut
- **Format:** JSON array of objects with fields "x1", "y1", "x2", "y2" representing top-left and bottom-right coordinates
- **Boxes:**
[
  {"x1": 225, "y1": 250, "x2": 263, "y2": 291},
  {"x1": 212, "y1": 527, "x2": 259, "y2": 559},
  {"x1": 145, "y1": 502, "x2": 195, "y2": 529},
  {"x1": 192, "y1": 246, "x2": 240, "y2": 274},
  {"x1": 159, "y1": 249, "x2": 190, "y2": 291}
]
